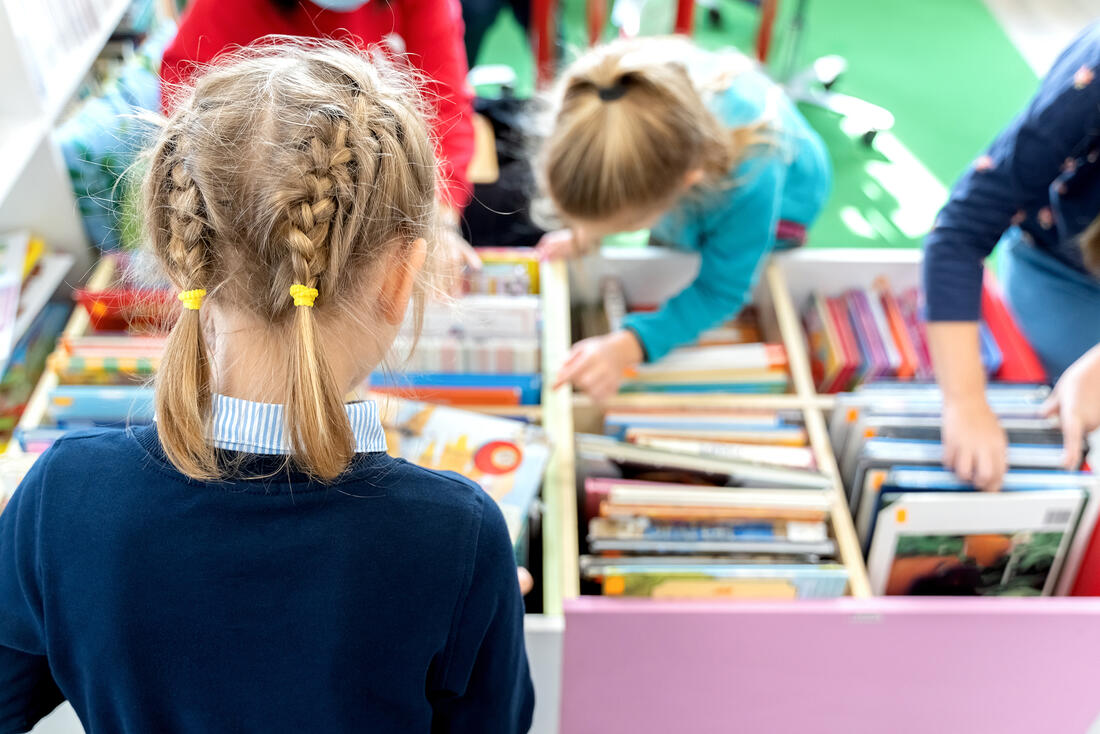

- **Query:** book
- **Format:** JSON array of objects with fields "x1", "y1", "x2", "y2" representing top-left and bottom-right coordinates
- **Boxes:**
[
  {"x1": 376, "y1": 396, "x2": 549, "y2": 546},
  {"x1": 368, "y1": 372, "x2": 541, "y2": 405},
  {"x1": 863, "y1": 467, "x2": 1100, "y2": 596},
  {"x1": 581, "y1": 562, "x2": 849, "y2": 599},
  {"x1": 622, "y1": 426, "x2": 808, "y2": 447},
  {"x1": 848, "y1": 439, "x2": 1068, "y2": 510},
  {"x1": 862, "y1": 287, "x2": 902, "y2": 378},
  {"x1": 874, "y1": 279, "x2": 918, "y2": 380},
  {"x1": 576, "y1": 434, "x2": 830, "y2": 489},
  {"x1": 628, "y1": 436, "x2": 817, "y2": 471},
  {"x1": 866, "y1": 490, "x2": 1085, "y2": 596},
  {"x1": 46, "y1": 385, "x2": 154, "y2": 425},
  {"x1": 804, "y1": 293, "x2": 843, "y2": 392}
]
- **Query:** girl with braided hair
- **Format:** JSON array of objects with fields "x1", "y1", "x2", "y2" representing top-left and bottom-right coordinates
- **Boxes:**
[
  {"x1": 534, "y1": 37, "x2": 831, "y2": 401},
  {"x1": 0, "y1": 42, "x2": 533, "y2": 734}
]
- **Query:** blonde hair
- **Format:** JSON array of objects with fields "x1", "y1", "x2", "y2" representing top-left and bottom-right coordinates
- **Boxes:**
[
  {"x1": 143, "y1": 41, "x2": 437, "y2": 481},
  {"x1": 540, "y1": 37, "x2": 763, "y2": 222}
]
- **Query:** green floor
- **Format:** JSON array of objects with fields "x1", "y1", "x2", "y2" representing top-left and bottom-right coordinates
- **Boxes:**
[{"x1": 475, "y1": 0, "x2": 1039, "y2": 248}]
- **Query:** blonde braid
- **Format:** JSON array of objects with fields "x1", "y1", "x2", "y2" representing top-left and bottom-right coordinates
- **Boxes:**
[
  {"x1": 283, "y1": 119, "x2": 358, "y2": 478},
  {"x1": 151, "y1": 134, "x2": 217, "y2": 479}
]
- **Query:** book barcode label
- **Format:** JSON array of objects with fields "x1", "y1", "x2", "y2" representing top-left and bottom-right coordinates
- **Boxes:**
[{"x1": 1044, "y1": 509, "x2": 1073, "y2": 525}]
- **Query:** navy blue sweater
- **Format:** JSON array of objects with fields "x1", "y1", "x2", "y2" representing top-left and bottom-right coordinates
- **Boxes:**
[
  {"x1": 0, "y1": 427, "x2": 534, "y2": 733},
  {"x1": 924, "y1": 22, "x2": 1100, "y2": 321}
]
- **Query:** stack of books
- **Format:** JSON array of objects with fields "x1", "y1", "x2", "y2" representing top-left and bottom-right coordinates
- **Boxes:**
[
  {"x1": 369, "y1": 248, "x2": 542, "y2": 406},
  {"x1": 833, "y1": 383, "x2": 1100, "y2": 597},
  {"x1": 577, "y1": 435, "x2": 848, "y2": 600},
  {"x1": 803, "y1": 272, "x2": 1045, "y2": 392},
  {"x1": 576, "y1": 289, "x2": 848, "y2": 600}
]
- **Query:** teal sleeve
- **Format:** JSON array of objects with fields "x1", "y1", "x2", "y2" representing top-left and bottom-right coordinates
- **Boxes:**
[{"x1": 622, "y1": 156, "x2": 785, "y2": 361}]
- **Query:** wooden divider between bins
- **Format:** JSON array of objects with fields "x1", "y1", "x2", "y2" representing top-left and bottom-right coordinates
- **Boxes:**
[
  {"x1": 764, "y1": 264, "x2": 872, "y2": 598},
  {"x1": 540, "y1": 259, "x2": 580, "y2": 615}
]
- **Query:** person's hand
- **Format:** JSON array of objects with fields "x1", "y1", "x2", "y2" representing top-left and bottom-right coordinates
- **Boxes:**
[
  {"x1": 535, "y1": 228, "x2": 597, "y2": 262},
  {"x1": 553, "y1": 330, "x2": 644, "y2": 402},
  {"x1": 942, "y1": 396, "x2": 1008, "y2": 491},
  {"x1": 518, "y1": 567, "x2": 533, "y2": 596},
  {"x1": 436, "y1": 206, "x2": 480, "y2": 295},
  {"x1": 1042, "y1": 344, "x2": 1100, "y2": 469}
]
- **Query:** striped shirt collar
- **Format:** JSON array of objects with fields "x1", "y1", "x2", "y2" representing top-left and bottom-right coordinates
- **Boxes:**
[{"x1": 209, "y1": 394, "x2": 388, "y2": 455}]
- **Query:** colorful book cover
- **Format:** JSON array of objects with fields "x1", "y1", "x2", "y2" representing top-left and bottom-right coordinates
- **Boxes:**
[
  {"x1": 803, "y1": 293, "x2": 843, "y2": 392},
  {"x1": 866, "y1": 490, "x2": 1085, "y2": 596},
  {"x1": 368, "y1": 372, "x2": 541, "y2": 405},
  {"x1": 862, "y1": 287, "x2": 902, "y2": 378},
  {"x1": 874, "y1": 279, "x2": 918, "y2": 380},
  {"x1": 826, "y1": 296, "x2": 860, "y2": 391},
  {"x1": 377, "y1": 396, "x2": 549, "y2": 546}
]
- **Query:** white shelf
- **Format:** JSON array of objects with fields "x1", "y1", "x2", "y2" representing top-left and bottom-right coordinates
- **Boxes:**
[
  {"x1": 0, "y1": 114, "x2": 48, "y2": 208},
  {"x1": 41, "y1": 0, "x2": 131, "y2": 125},
  {"x1": 13, "y1": 253, "x2": 76, "y2": 344}
]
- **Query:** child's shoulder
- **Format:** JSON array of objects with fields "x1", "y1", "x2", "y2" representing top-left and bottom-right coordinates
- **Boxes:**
[
  {"x1": 357, "y1": 455, "x2": 499, "y2": 522},
  {"x1": 38, "y1": 426, "x2": 136, "y2": 464}
]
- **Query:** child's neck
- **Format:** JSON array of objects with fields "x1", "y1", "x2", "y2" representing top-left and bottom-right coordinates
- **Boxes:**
[{"x1": 209, "y1": 310, "x2": 374, "y2": 405}]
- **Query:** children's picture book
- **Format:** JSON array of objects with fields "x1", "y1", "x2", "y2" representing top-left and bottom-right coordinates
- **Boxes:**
[
  {"x1": 866, "y1": 490, "x2": 1085, "y2": 596},
  {"x1": 864, "y1": 467, "x2": 1100, "y2": 595},
  {"x1": 375, "y1": 395, "x2": 549, "y2": 546}
]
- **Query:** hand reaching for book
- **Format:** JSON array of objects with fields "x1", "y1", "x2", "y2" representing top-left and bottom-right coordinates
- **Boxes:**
[
  {"x1": 535, "y1": 228, "x2": 598, "y2": 262},
  {"x1": 941, "y1": 397, "x2": 1008, "y2": 491},
  {"x1": 438, "y1": 208, "x2": 481, "y2": 295},
  {"x1": 1042, "y1": 343, "x2": 1100, "y2": 469},
  {"x1": 554, "y1": 330, "x2": 644, "y2": 402}
]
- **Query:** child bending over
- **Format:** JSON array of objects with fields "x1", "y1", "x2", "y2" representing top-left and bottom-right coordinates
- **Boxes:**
[{"x1": 537, "y1": 37, "x2": 831, "y2": 400}]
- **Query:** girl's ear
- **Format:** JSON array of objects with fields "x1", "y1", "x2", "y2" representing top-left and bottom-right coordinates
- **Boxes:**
[
  {"x1": 380, "y1": 237, "x2": 428, "y2": 326},
  {"x1": 683, "y1": 168, "x2": 706, "y2": 189}
]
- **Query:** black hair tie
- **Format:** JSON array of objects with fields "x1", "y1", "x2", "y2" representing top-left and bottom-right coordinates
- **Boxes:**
[{"x1": 597, "y1": 83, "x2": 628, "y2": 102}]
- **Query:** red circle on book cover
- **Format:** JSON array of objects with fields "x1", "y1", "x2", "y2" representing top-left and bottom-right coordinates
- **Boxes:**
[{"x1": 474, "y1": 441, "x2": 522, "y2": 474}]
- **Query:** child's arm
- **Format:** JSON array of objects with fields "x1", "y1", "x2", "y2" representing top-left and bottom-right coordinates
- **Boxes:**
[
  {"x1": 429, "y1": 497, "x2": 534, "y2": 733},
  {"x1": 0, "y1": 454, "x2": 65, "y2": 733},
  {"x1": 924, "y1": 31, "x2": 1100, "y2": 491},
  {"x1": 621, "y1": 156, "x2": 785, "y2": 362}
]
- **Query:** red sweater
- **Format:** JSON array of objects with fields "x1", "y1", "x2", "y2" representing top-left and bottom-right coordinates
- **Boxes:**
[{"x1": 161, "y1": 0, "x2": 474, "y2": 208}]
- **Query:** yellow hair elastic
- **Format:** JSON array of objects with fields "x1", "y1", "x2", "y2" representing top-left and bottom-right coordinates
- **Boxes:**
[
  {"x1": 289, "y1": 283, "x2": 319, "y2": 308},
  {"x1": 178, "y1": 289, "x2": 207, "y2": 311}
]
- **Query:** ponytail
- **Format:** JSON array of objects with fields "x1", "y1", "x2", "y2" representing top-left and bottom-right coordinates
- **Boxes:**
[{"x1": 148, "y1": 150, "x2": 218, "y2": 480}]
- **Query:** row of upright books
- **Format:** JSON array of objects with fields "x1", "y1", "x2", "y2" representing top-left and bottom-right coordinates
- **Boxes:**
[
  {"x1": 803, "y1": 272, "x2": 1046, "y2": 392},
  {"x1": 833, "y1": 382, "x2": 1099, "y2": 597},
  {"x1": 575, "y1": 285, "x2": 848, "y2": 600}
]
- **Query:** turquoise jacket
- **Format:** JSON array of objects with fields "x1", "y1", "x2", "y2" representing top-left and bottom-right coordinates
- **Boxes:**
[{"x1": 621, "y1": 63, "x2": 832, "y2": 361}]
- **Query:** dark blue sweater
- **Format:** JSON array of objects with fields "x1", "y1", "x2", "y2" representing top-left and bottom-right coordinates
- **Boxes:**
[
  {"x1": 924, "y1": 22, "x2": 1100, "y2": 321},
  {"x1": 0, "y1": 426, "x2": 534, "y2": 734}
]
